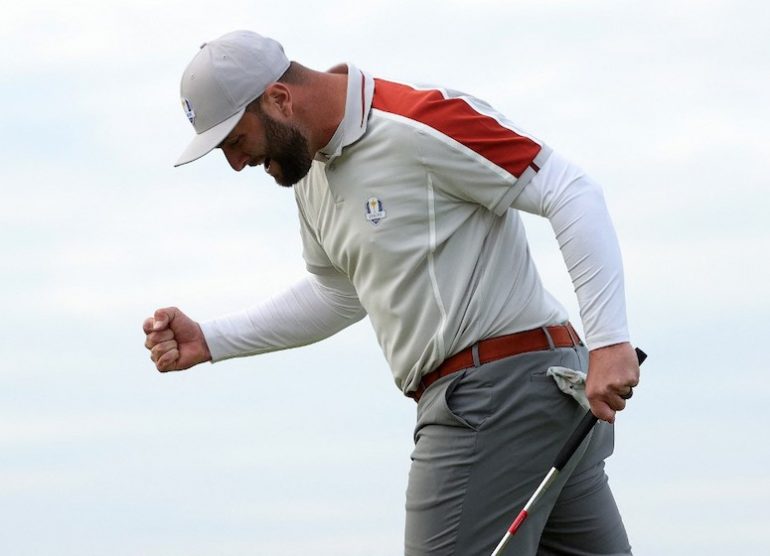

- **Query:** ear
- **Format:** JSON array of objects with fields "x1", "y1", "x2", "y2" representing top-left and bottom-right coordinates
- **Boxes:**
[{"x1": 261, "y1": 83, "x2": 293, "y2": 118}]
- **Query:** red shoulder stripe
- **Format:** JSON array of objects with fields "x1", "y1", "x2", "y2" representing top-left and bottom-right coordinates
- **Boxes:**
[{"x1": 372, "y1": 79, "x2": 541, "y2": 178}]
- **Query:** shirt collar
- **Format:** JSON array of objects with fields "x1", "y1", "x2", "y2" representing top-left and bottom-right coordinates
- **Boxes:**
[{"x1": 316, "y1": 63, "x2": 374, "y2": 162}]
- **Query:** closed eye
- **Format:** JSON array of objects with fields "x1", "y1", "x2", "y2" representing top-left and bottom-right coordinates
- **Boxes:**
[{"x1": 218, "y1": 134, "x2": 242, "y2": 149}]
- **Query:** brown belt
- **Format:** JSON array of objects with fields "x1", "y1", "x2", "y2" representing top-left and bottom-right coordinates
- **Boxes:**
[{"x1": 408, "y1": 323, "x2": 583, "y2": 402}]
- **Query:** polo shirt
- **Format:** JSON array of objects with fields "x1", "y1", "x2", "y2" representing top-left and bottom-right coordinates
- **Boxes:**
[{"x1": 294, "y1": 65, "x2": 568, "y2": 393}]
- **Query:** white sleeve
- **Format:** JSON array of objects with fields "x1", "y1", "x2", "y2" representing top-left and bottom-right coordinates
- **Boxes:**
[
  {"x1": 512, "y1": 152, "x2": 630, "y2": 350},
  {"x1": 199, "y1": 272, "x2": 366, "y2": 362}
]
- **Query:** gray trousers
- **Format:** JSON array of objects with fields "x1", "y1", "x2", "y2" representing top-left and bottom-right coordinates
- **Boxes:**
[{"x1": 405, "y1": 346, "x2": 632, "y2": 556}]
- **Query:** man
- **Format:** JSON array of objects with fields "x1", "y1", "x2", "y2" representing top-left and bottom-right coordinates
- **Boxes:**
[{"x1": 143, "y1": 30, "x2": 640, "y2": 555}]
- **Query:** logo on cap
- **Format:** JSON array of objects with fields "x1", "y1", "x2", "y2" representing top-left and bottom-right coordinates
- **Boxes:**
[{"x1": 181, "y1": 97, "x2": 196, "y2": 125}]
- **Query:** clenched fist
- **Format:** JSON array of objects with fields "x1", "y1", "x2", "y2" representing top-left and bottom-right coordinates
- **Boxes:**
[
  {"x1": 586, "y1": 342, "x2": 640, "y2": 424},
  {"x1": 142, "y1": 307, "x2": 211, "y2": 372}
]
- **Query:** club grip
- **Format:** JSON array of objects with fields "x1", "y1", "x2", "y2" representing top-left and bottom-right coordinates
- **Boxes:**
[{"x1": 553, "y1": 347, "x2": 647, "y2": 471}]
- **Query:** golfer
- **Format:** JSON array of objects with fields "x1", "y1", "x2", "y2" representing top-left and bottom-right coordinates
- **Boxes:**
[{"x1": 143, "y1": 30, "x2": 640, "y2": 555}]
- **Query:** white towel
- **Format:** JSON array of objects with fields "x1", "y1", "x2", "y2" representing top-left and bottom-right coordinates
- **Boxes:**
[{"x1": 547, "y1": 366, "x2": 590, "y2": 410}]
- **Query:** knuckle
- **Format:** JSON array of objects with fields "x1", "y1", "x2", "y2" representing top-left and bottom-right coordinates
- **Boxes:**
[
  {"x1": 158, "y1": 348, "x2": 179, "y2": 367},
  {"x1": 148, "y1": 331, "x2": 170, "y2": 345},
  {"x1": 609, "y1": 378, "x2": 626, "y2": 390}
]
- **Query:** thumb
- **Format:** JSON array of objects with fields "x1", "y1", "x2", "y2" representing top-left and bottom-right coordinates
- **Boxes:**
[
  {"x1": 591, "y1": 401, "x2": 616, "y2": 425},
  {"x1": 153, "y1": 308, "x2": 175, "y2": 331}
]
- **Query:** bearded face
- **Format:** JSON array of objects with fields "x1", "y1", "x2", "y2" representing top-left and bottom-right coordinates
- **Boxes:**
[{"x1": 257, "y1": 108, "x2": 314, "y2": 187}]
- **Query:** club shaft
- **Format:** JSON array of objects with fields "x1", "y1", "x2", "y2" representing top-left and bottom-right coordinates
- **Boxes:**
[{"x1": 491, "y1": 532, "x2": 512, "y2": 556}]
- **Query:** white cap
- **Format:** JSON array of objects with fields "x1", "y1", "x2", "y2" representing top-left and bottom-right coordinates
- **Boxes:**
[{"x1": 174, "y1": 30, "x2": 290, "y2": 167}]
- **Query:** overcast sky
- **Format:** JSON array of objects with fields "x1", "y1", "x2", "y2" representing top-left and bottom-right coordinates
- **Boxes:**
[{"x1": 2, "y1": 1, "x2": 769, "y2": 554}]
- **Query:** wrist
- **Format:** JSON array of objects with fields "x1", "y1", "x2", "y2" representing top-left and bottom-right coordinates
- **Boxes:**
[{"x1": 589, "y1": 341, "x2": 631, "y2": 354}]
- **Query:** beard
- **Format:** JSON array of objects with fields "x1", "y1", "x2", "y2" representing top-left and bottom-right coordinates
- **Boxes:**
[{"x1": 258, "y1": 110, "x2": 313, "y2": 187}]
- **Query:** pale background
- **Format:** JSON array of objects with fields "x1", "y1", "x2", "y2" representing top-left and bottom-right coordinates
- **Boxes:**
[{"x1": 2, "y1": 1, "x2": 768, "y2": 554}]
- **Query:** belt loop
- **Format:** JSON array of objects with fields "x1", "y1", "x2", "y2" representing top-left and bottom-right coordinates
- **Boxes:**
[
  {"x1": 565, "y1": 322, "x2": 582, "y2": 347},
  {"x1": 471, "y1": 343, "x2": 481, "y2": 367},
  {"x1": 541, "y1": 326, "x2": 555, "y2": 350}
]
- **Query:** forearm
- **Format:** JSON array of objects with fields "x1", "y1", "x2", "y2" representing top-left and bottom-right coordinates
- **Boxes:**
[
  {"x1": 200, "y1": 273, "x2": 366, "y2": 362},
  {"x1": 513, "y1": 152, "x2": 629, "y2": 349}
]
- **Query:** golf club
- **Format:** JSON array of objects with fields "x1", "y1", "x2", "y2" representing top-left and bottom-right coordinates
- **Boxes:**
[{"x1": 491, "y1": 347, "x2": 648, "y2": 556}]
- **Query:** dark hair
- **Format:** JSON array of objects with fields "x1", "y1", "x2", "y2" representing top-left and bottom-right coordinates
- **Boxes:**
[
  {"x1": 276, "y1": 62, "x2": 304, "y2": 85},
  {"x1": 246, "y1": 62, "x2": 303, "y2": 113}
]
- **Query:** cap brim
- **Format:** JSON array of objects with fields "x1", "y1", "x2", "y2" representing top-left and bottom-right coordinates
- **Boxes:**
[{"x1": 174, "y1": 108, "x2": 245, "y2": 167}]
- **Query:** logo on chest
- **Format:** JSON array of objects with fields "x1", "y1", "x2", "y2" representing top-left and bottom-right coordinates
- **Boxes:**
[{"x1": 365, "y1": 197, "x2": 387, "y2": 225}]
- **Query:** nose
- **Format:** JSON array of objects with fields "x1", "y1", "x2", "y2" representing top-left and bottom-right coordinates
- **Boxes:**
[{"x1": 222, "y1": 147, "x2": 249, "y2": 172}]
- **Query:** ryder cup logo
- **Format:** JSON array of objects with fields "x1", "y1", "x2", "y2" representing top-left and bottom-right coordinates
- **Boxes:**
[
  {"x1": 365, "y1": 197, "x2": 387, "y2": 225},
  {"x1": 181, "y1": 97, "x2": 196, "y2": 125}
]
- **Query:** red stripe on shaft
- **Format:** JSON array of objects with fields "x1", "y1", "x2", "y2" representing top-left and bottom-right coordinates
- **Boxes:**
[
  {"x1": 508, "y1": 510, "x2": 529, "y2": 535},
  {"x1": 372, "y1": 79, "x2": 541, "y2": 178}
]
